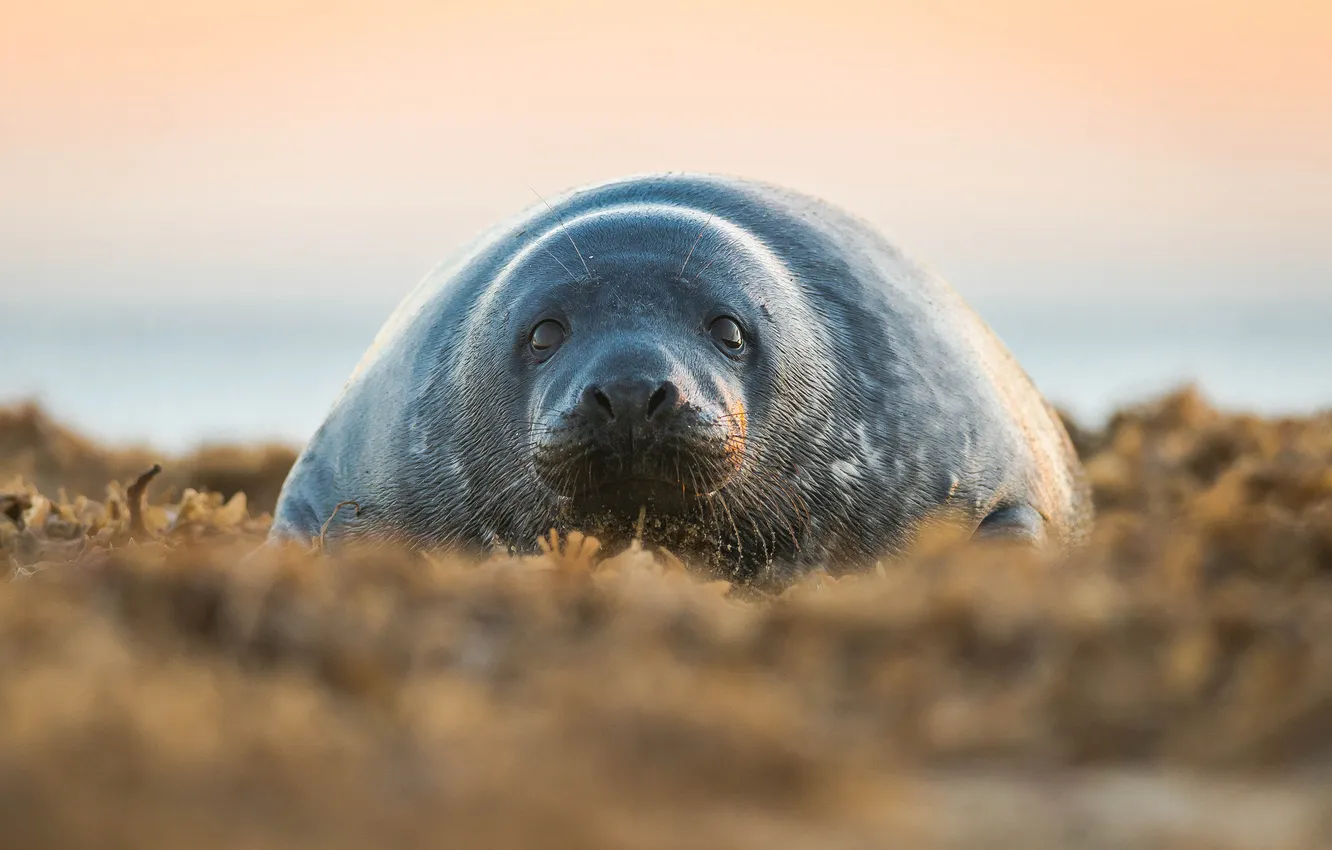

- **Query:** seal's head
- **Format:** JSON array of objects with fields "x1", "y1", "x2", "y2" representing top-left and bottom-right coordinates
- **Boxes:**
[{"x1": 446, "y1": 203, "x2": 833, "y2": 579}]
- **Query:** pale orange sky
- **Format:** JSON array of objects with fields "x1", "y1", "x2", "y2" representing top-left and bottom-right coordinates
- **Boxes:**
[{"x1": 2, "y1": 0, "x2": 1329, "y2": 308}]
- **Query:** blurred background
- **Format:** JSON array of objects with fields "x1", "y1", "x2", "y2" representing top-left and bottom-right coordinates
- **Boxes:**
[{"x1": 2, "y1": 0, "x2": 1329, "y2": 452}]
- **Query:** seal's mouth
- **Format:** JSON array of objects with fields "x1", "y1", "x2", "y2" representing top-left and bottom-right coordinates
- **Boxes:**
[
  {"x1": 531, "y1": 390, "x2": 745, "y2": 519},
  {"x1": 529, "y1": 421, "x2": 811, "y2": 580},
  {"x1": 533, "y1": 433, "x2": 742, "y2": 517}
]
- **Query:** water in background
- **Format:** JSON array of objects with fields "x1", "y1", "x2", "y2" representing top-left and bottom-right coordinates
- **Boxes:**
[{"x1": 3, "y1": 297, "x2": 1329, "y2": 452}]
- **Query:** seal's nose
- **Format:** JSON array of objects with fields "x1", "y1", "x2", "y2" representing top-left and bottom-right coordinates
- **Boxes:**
[{"x1": 580, "y1": 379, "x2": 683, "y2": 425}]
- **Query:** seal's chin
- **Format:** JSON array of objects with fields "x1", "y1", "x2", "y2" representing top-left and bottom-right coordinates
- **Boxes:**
[{"x1": 567, "y1": 476, "x2": 711, "y2": 517}]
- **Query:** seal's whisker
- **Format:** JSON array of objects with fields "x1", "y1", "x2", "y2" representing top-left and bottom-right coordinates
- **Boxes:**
[
  {"x1": 710, "y1": 486, "x2": 744, "y2": 562},
  {"x1": 537, "y1": 245, "x2": 578, "y2": 284},
  {"x1": 693, "y1": 246, "x2": 724, "y2": 280},
  {"x1": 707, "y1": 449, "x2": 808, "y2": 552},
  {"x1": 544, "y1": 449, "x2": 588, "y2": 499},
  {"x1": 471, "y1": 473, "x2": 549, "y2": 545},
  {"x1": 726, "y1": 476, "x2": 794, "y2": 543},
  {"x1": 679, "y1": 214, "x2": 714, "y2": 279},
  {"x1": 730, "y1": 483, "x2": 772, "y2": 565},
  {"x1": 685, "y1": 460, "x2": 730, "y2": 563},
  {"x1": 526, "y1": 182, "x2": 593, "y2": 280}
]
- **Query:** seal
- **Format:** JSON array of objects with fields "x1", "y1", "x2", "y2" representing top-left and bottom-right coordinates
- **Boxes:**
[{"x1": 270, "y1": 173, "x2": 1091, "y2": 585}]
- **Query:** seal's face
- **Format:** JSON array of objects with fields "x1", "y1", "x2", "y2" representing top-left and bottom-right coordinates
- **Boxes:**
[
  {"x1": 447, "y1": 205, "x2": 838, "y2": 580},
  {"x1": 522, "y1": 252, "x2": 756, "y2": 529},
  {"x1": 528, "y1": 305, "x2": 749, "y2": 516}
]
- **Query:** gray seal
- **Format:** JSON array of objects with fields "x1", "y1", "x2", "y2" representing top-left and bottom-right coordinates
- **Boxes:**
[{"x1": 271, "y1": 173, "x2": 1091, "y2": 585}]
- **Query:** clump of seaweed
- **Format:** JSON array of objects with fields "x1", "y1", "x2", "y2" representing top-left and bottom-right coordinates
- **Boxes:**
[
  {"x1": 2, "y1": 387, "x2": 1331, "y2": 850},
  {"x1": 0, "y1": 401, "x2": 297, "y2": 514}
]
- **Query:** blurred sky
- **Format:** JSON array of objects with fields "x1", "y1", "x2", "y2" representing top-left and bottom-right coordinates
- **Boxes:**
[
  {"x1": 1, "y1": 1, "x2": 1330, "y2": 447},
  {"x1": 3, "y1": 0, "x2": 1329, "y2": 311}
]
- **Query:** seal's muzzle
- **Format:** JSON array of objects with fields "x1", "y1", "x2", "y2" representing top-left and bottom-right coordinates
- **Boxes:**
[{"x1": 533, "y1": 374, "x2": 740, "y2": 515}]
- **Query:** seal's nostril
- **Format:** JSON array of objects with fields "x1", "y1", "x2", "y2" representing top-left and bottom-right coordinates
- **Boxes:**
[
  {"x1": 592, "y1": 387, "x2": 615, "y2": 419},
  {"x1": 645, "y1": 381, "x2": 677, "y2": 419},
  {"x1": 646, "y1": 386, "x2": 667, "y2": 418}
]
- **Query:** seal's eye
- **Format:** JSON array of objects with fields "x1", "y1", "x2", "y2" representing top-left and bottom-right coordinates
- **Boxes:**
[
  {"x1": 530, "y1": 320, "x2": 565, "y2": 356},
  {"x1": 709, "y1": 316, "x2": 744, "y2": 351}
]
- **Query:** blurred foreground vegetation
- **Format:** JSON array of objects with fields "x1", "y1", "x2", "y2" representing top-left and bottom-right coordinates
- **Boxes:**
[{"x1": 3, "y1": 389, "x2": 1331, "y2": 849}]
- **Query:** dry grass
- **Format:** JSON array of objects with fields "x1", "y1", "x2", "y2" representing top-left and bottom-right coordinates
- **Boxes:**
[{"x1": 3, "y1": 387, "x2": 1332, "y2": 849}]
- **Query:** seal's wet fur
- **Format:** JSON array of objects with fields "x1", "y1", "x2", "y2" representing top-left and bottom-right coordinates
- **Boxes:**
[{"x1": 272, "y1": 173, "x2": 1091, "y2": 585}]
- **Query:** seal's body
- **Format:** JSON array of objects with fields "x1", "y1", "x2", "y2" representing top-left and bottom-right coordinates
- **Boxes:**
[{"x1": 272, "y1": 174, "x2": 1090, "y2": 584}]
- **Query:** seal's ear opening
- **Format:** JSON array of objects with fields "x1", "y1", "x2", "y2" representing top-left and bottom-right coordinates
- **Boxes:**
[{"x1": 974, "y1": 503, "x2": 1047, "y2": 547}]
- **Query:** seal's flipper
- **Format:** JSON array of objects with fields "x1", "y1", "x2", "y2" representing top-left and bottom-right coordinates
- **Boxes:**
[{"x1": 974, "y1": 503, "x2": 1047, "y2": 546}]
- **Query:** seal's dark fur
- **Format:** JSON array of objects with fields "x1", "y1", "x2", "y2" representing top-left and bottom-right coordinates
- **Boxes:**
[{"x1": 272, "y1": 174, "x2": 1091, "y2": 584}]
